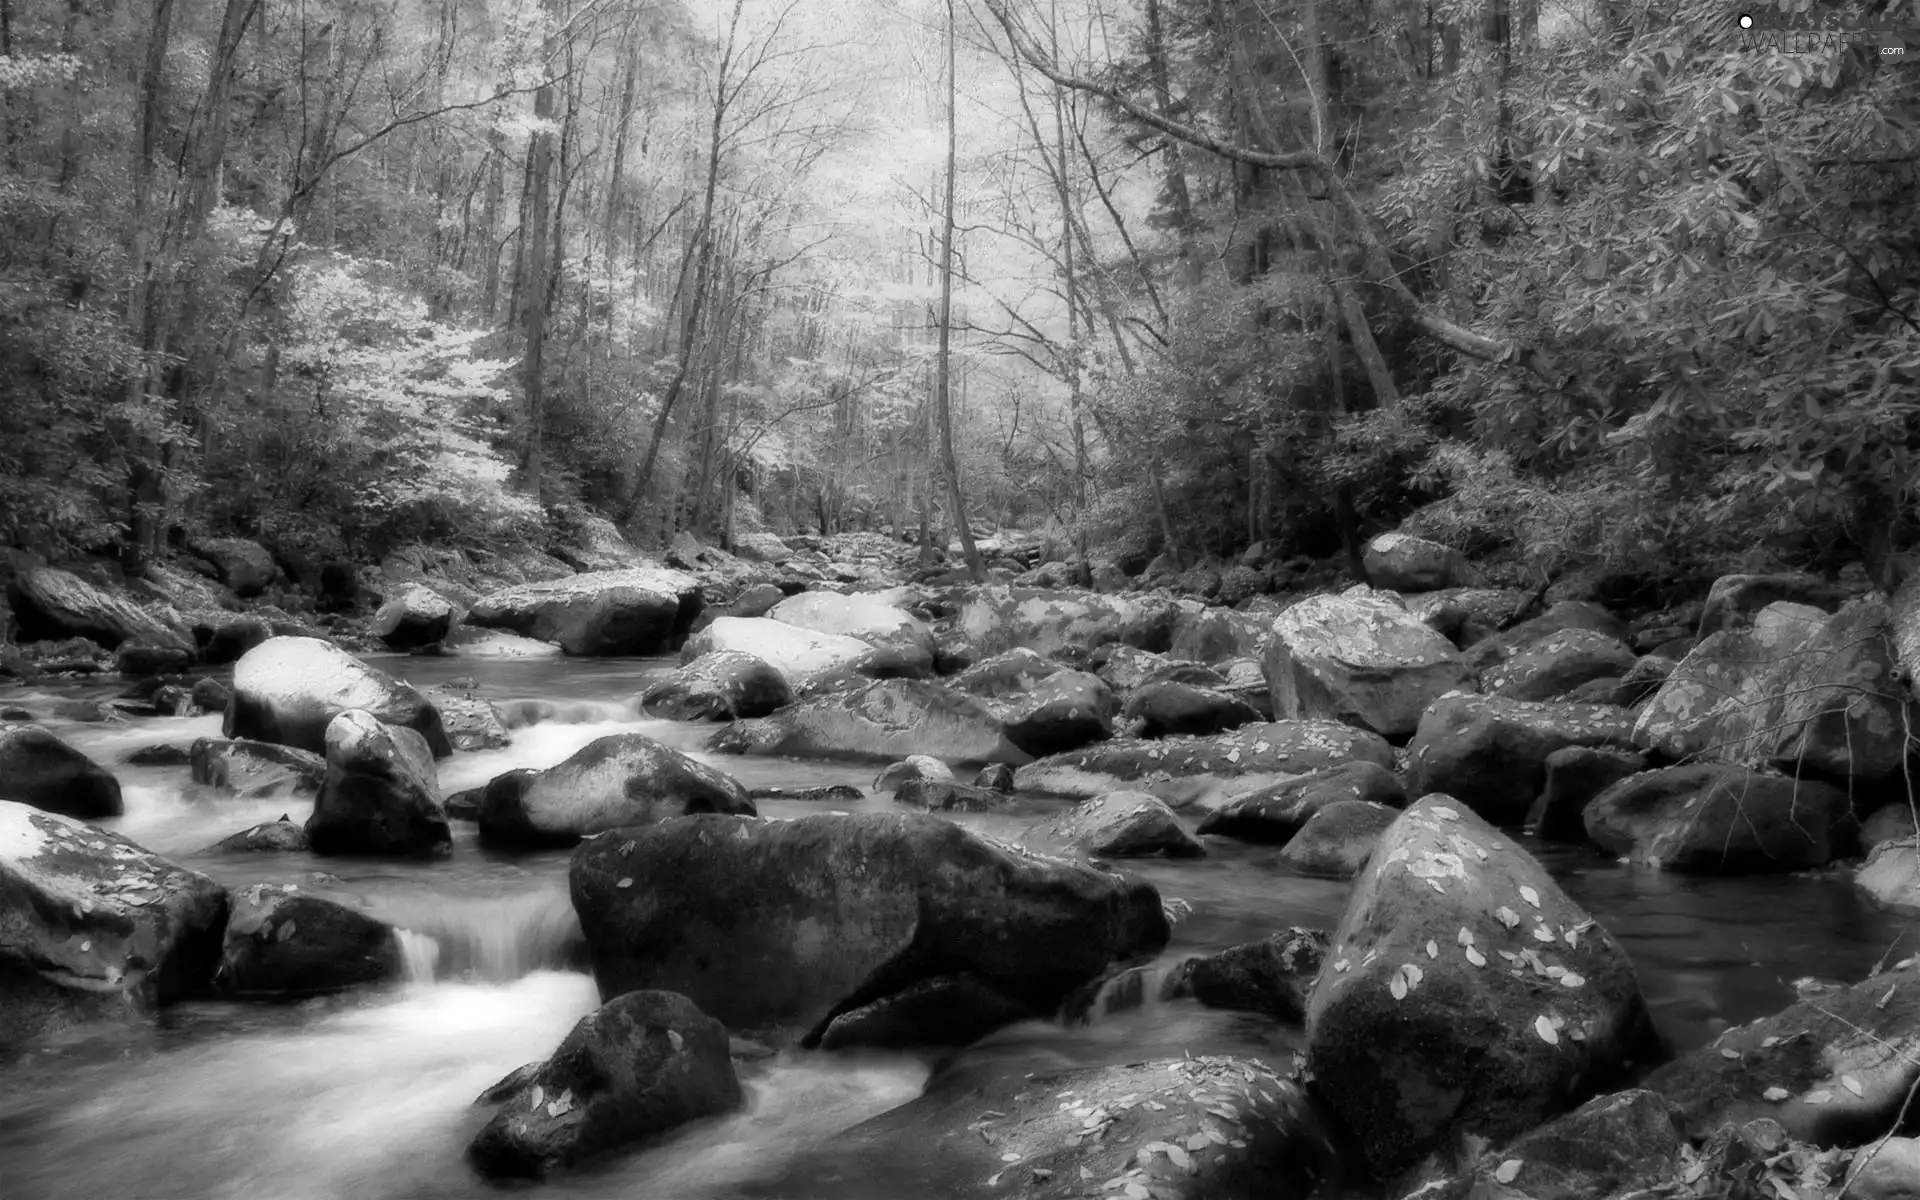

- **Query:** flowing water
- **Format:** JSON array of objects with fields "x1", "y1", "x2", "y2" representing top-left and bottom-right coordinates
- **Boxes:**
[{"x1": 0, "y1": 655, "x2": 1909, "y2": 1199}]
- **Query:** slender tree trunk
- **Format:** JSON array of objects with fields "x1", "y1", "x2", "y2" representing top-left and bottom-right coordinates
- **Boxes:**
[
  {"x1": 1143, "y1": 0, "x2": 1197, "y2": 281},
  {"x1": 937, "y1": 0, "x2": 984, "y2": 580},
  {"x1": 185, "y1": 0, "x2": 260, "y2": 229},
  {"x1": 480, "y1": 126, "x2": 506, "y2": 322},
  {"x1": 121, "y1": 0, "x2": 178, "y2": 577},
  {"x1": 519, "y1": 29, "x2": 557, "y2": 493}
]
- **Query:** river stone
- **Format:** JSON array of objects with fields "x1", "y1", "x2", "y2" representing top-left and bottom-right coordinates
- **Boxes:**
[
  {"x1": 442, "y1": 626, "x2": 566, "y2": 658},
  {"x1": 1168, "y1": 606, "x2": 1272, "y2": 664},
  {"x1": 1438, "y1": 1087, "x2": 1687, "y2": 1200},
  {"x1": 894, "y1": 779, "x2": 1009, "y2": 812},
  {"x1": 478, "y1": 733, "x2": 754, "y2": 850},
  {"x1": 1467, "y1": 600, "x2": 1633, "y2": 671},
  {"x1": 816, "y1": 973, "x2": 1038, "y2": 1050},
  {"x1": 1643, "y1": 954, "x2": 1920, "y2": 1145},
  {"x1": 1697, "y1": 573, "x2": 1851, "y2": 638},
  {"x1": 1123, "y1": 680, "x2": 1261, "y2": 738},
  {"x1": 637, "y1": 650, "x2": 791, "y2": 721},
  {"x1": 748, "y1": 784, "x2": 863, "y2": 803},
  {"x1": 1862, "y1": 804, "x2": 1920, "y2": 854},
  {"x1": 1038, "y1": 790, "x2": 1204, "y2": 858},
  {"x1": 372, "y1": 582, "x2": 459, "y2": 649},
  {"x1": 122, "y1": 742, "x2": 191, "y2": 767},
  {"x1": 1363, "y1": 532, "x2": 1464, "y2": 592},
  {"x1": 766, "y1": 1055, "x2": 1342, "y2": 1200},
  {"x1": 1405, "y1": 587, "x2": 1525, "y2": 644},
  {"x1": 975, "y1": 763, "x2": 1015, "y2": 792},
  {"x1": 1196, "y1": 761, "x2": 1408, "y2": 844},
  {"x1": 874, "y1": 755, "x2": 954, "y2": 791},
  {"x1": 1583, "y1": 764, "x2": 1852, "y2": 873},
  {"x1": 1263, "y1": 590, "x2": 1476, "y2": 737},
  {"x1": 1161, "y1": 927, "x2": 1329, "y2": 1023},
  {"x1": 1305, "y1": 796, "x2": 1661, "y2": 1176},
  {"x1": 707, "y1": 678, "x2": 1030, "y2": 764},
  {"x1": 468, "y1": 989, "x2": 743, "y2": 1179},
  {"x1": 954, "y1": 647, "x2": 1065, "y2": 697},
  {"x1": 190, "y1": 737, "x2": 327, "y2": 799},
  {"x1": 202, "y1": 616, "x2": 272, "y2": 665},
  {"x1": 113, "y1": 637, "x2": 196, "y2": 676},
  {"x1": 467, "y1": 567, "x2": 703, "y2": 656},
  {"x1": 954, "y1": 586, "x2": 1177, "y2": 658},
  {"x1": 6, "y1": 565, "x2": 191, "y2": 650},
  {"x1": 1093, "y1": 644, "x2": 1171, "y2": 692},
  {"x1": 189, "y1": 678, "x2": 232, "y2": 713},
  {"x1": 1482, "y1": 628, "x2": 1640, "y2": 702},
  {"x1": 1276, "y1": 800, "x2": 1398, "y2": 879},
  {"x1": 680, "y1": 615, "x2": 877, "y2": 691},
  {"x1": 1406, "y1": 695, "x2": 1637, "y2": 826},
  {"x1": 765, "y1": 591, "x2": 936, "y2": 676},
  {"x1": 306, "y1": 710, "x2": 450, "y2": 858},
  {"x1": 226, "y1": 636, "x2": 452, "y2": 758},
  {"x1": 429, "y1": 691, "x2": 513, "y2": 751},
  {"x1": 1635, "y1": 598, "x2": 1917, "y2": 785},
  {"x1": 994, "y1": 669, "x2": 1116, "y2": 757},
  {"x1": 1847, "y1": 1137, "x2": 1920, "y2": 1199},
  {"x1": 1857, "y1": 840, "x2": 1920, "y2": 912},
  {"x1": 0, "y1": 802, "x2": 228, "y2": 1049},
  {"x1": 192, "y1": 537, "x2": 277, "y2": 597},
  {"x1": 1016, "y1": 720, "x2": 1394, "y2": 804},
  {"x1": 570, "y1": 812, "x2": 1169, "y2": 1041},
  {"x1": 1527, "y1": 746, "x2": 1651, "y2": 841},
  {"x1": 201, "y1": 816, "x2": 311, "y2": 853},
  {"x1": 0, "y1": 724, "x2": 123, "y2": 819},
  {"x1": 217, "y1": 882, "x2": 403, "y2": 997}
]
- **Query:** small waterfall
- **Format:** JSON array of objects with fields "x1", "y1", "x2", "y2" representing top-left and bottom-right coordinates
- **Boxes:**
[
  {"x1": 369, "y1": 888, "x2": 585, "y2": 984},
  {"x1": 393, "y1": 930, "x2": 443, "y2": 983},
  {"x1": 1061, "y1": 961, "x2": 1175, "y2": 1025}
]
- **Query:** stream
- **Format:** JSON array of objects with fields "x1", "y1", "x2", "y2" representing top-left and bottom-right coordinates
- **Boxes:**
[{"x1": 0, "y1": 654, "x2": 1909, "y2": 1200}]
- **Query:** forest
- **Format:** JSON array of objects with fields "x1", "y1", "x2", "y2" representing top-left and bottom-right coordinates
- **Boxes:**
[{"x1": 1, "y1": 0, "x2": 1913, "y2": 597}]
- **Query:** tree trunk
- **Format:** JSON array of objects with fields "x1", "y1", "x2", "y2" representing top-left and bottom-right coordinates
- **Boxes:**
[
  {"x1": 480, "y1": 125, "x2": 506, "y2": 322},
  {"x1": 1322, "y1": 293, "x2": 1367, "y2": 581},
  {"x1": 121, "y1": 0, "x2": 178, "y2": 578},
  {"x1": 519, "y1": 39, "x2": 557, "y2": 493},
  {"x1": 185, "y1": 0, "x2": 260, "y2": 230},
  {"x1": 1143, "y1": 0, "x2": 1197, "y2": 281},
  {"x1": 937, "y1": 0, "x2": 984, "y2": 581}
]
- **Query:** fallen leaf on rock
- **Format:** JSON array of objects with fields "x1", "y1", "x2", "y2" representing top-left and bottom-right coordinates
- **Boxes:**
[
  {"x1": 1144, "y1": 1101, "x2": 1166, "y2": 1112},
  {"x1": 668, "y1": 1030, "x2": 684, "y2": 1051},
  {"x1": 1432, "y1": 805, "x2": 1459, "y2": 820},
  {"x1": 1126, "y1": 1183, "x2": 1150, "y2": 1200},
  {"x1": 1185, "y1": 1133, "x2": 1211, "y2": 1152},
  {"x1": 616, "y1": 878, "x2": 634, "y2": 889},
  {"x1": 1166, "y1": 1145, "x2": 1191, "y2": 1170},
  {"x1": 1879, "y1": 985, "x2": 1897, "y2": 1010},
  {"x1": 1805, "y1": 1091, "x2": 1833, "y2": 1105},
  {"x1": 1427, "y1": 940, "x2": 1438, "y2": 959},
  {"x1": 1535, "y1": 1015, "x2": 1559, "y2": 1045},
  {"x1": 1532, "y1": 925, "x2": 1554, "y2": 944},
  {"x1": 1391, "y1": 973, "x2": 1408, "y2": 1001},
  {"x1": 1761, "y1": 1036, "x2": 1781, "y2": 1048},
  {"x1": 1001, "y1": 1152, "x2": 1022, "y2": 1163},
  {"x1": 1494, "y1": 1159, "x2": 1523, "y2": 1184},
  {"x1": 1842, "y1": 1074, "x2": 1864, "y2": 1097},
  {"x1": 1763, "y1": 1087, "x2": 1790, "y2": 1102},
  {"x1": 530, "y1": 1084, "x2": 545, "y2": 1109},
  {"x1": 1458, "y1": 927, "x2": 1474, "y2": 946},
  {"x1": 1497, "y1": 907, "x2": 1520, "y2": 929},
  {"x1": 1519, "y1": 886, "x2": 1540, "y2": 907},
  {"x1": 1466, "y1": 946, "x2": 1487, "y2": 967},
  {"x1": 1560, "y1": 971, "x2": 1586, "y2": 988},
  {"x1": 1721, "y1": 1048, "x2": 1742, "y2": 1061}
]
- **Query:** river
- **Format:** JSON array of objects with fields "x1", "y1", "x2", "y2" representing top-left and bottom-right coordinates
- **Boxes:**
[{"x1": 0, "y1": 654, "x2": 1906, "y2": 1199}]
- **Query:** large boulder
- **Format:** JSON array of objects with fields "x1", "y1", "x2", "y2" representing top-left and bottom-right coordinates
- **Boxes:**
[
  {"x1": 1196, "y1": 761, "x2": 1406, "y2": 844},
  {"x1": 216, "y1": 883, "x2": 404, "y2": 997},
  {"x1": 1168, "y1": 606, "x2": 1272, "y2": 664},
  {"x1": 1468, "y1": 601, "x2": 1632, "y2": 671},
  {"x1": 0, "y1": 725, "x2": 122, "y2": 819},
  {"x1": 954, "y1": 647, "x2": 1065, "y2": 698},
  {"x1": 467, "y1": 567, "x2": 703, "y2": 656},
  {"x1": 708, "y1": 678, "x2": 1030, "y2": 764},
  {"x1": 765, "y1": 1056, "x2": 1342, "y2": 1200},
  {"x1": 200, "y1": 816, "x2": 311, "y2": 854},
  {"x1": 468, "y1": 990, "x2": 743, "y2": 1179},
  {"x1": 430, "y1": 691, "x2": 514, "y2": 752},
  {"x1": 1276, "y1": 800, "x2": 1398, "y2": 878},
  {"x1": 371, "y1": 583, "x2": 459, "y2": 649},
  {"x1": 1363, "y1": 532, "x2": 1464, "y2": 592},
  {"x1": 1123, "y1": 681, "x2": 1261, "y2": 738},
  {"x1": 1016, "y1": 721, "x2": 1395, "y2": 802},
  {"x1": 1643, "y1": 954, "x2": 1920, "y2": 1145},
  {"x1": 201, "y1": 616, "x2": 272, "y2": 665},
  {"x1": 953, "y1": 586, "x2": 1177, "y2": 658},
  {"x1": 192, "y1": 537, "x2": 278, "y2": 597},
  {"x1": 1635, "y1": 598, "x2": 1917, "y2": 786},
  {"x1": 679, "y1": 616, "x2": 877, "y2": 691},
  {"x1": 1857, "y1": 839, "x2": 1920, "y2": 912},
  {"x1": 1263, "y1": 590, "x2": 1476, "y2": 737},
  {"x1": 1482, "y1": 628, "x2": 1640, "y2": 702},
  {"x1": 1161, "y1": 928, "x2": 1329, "y2": 1023},
  {"x1": 765, "y1": 591, "x2": 936, "y2": 676},
  {"x1": 1583, "y1": 764, "x2": 1852, "y2": 873},
  {"x1": 1093, "y1": 644, "x2": 1172, "y2": 693},
  {"x1": 0, "y1": 803, "x2": 228, "y2": 1049},
  {"x1": 477, "y1": 733, "x2": 754, "y2": 850},
  {"x1": 571, "y1": 812, "x2": 1169, "y2": 1041},
  {"x1": 1036, "y1": 790, "x2": 1205, "y2": 858},
  {"x1": 1305, "y1": 797, "x2": 1661, "y2": 1176},
  {"x1": 992, "y1": 669, "x2": 1116, "y2": 757},
  {"x1": 1697, "y1": 573, "x2": 1850, "y2": 638},
  {"x1": 7, "y1": 565, "x2": 190, "y2": 650},
  {"x1": 1527, "y1": 746, "x2": 1650, "y2": 841},
  {"x1": 225, "y1": 636, "x2": 453, "y2": 758},
  {"x1": 1423, "y1": 1088, "x2": 1687, "y2": 1200},
  {"x1": 636, "y1": 651, "x2": 791, "y2": 721},
  {"x1": 190, "y1": 737, "x2": 326, "y2": 799},
  {"x1": 306, "y1": 710, "x2": 450, "y2": 857},
  {"x1": 1406, "y1": 695, "x2": 1637, "y2": 826}
]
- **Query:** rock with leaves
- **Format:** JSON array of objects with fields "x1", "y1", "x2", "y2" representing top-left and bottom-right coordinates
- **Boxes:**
[{"x1": 225, "y1": 637, "x2": 452, "y2": 758}]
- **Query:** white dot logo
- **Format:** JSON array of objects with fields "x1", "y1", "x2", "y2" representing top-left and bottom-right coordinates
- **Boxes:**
[{"x1": 1737, "y1": 12, "x2": 1754, "y2": 28}]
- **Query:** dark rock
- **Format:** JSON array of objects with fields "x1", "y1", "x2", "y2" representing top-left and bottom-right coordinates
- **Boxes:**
[
  {"x1": 1161, "y1": 928, "x2": 1328, "y2": 1023},
  {"x1": 201, "y1": 617, "x2": 272, "y2": 665},
  {"x1": 1439, "y1": 1088, "x2": 1687, "y2": 1200},
  {"x1": 995, "y1": 669, "x2": 1116, "y2": 757},
  {"x1": 873, "y1": 755, "x2": 954, "y2": 790},
  {"x1": 191, "y1": 737, "x2": 326, "y2": 798},
  {"x1": 1306, "y1": 796, "x2": 1661, "y2": 1176},
  {"x1": 444, "y1": 787, "x2": 484, "y2": 822},
  {"x1": 1584, "y1": 764, "x2": 1852, "y2": 873},
  {"x1": 192, "y1": 537, "x2": 278, "y2": 598},
  {"x1": 1092, "y1": 644, "x2": 1170, "y2": 692},
  {"x1": 1468, "y1": 601, "x2": 1633, "y2": 671},
  {"x1": 1364, "y1": 532, "x2": 1464, "y2": 592},
  {"x1": 1167, "y1": 607, "x2": 1271, "y2": 665},
  {"x1": 1263, "y1": 590, "x2": 1476, "y2": 737},
  {"x1": 468, "y1": 990, "x2": 743, "y2": 1179},
  {"x1": 1017, "y1": 721, "x2": 1395, "y2": 802},
  {"x1": 306, "y1": 710, "x2": 450, "y2": 858},
  {"x1": 0, "y1": 724, "x2": 123, "y2": 818},
  {"x1": 816, "y1": 973, "x2": 1037, "y2": 1050},
  {"x1": 7, "y1": 565, "x2": 189, "y2": 650},
  {"x1": 1697, "y1": 572, "x2": 1850, "y2": 638},
  {"x1": 1528, "y1": 746, "x2": 1651, "y2": 841},
  {"x1": 747, "y1": 784, "x2": 863, "y2": 803},
  {"x1": 1406, "y1": 695, "x2": 1637, "y2": 826},
  {"x1": 1276, "y1": 800, "x2": 1398, "y2": 878},
  {"x1": 216, "y1": 882, "x2": 403, "y2": 997},
  {"x1": 371, "y1": 582, "x2": 458, "y2": 650},
  {"x1": 430, "y1": 691, "x2": 513, "y2": 751},
  {"x1": 201, "y1": 816, "x2": 311, "y2": 853},
  {"x1": 725, "y1": 582, "x2": 785, "y2": 617},
  {"x1": 122, "y1": 742, "x2": 192, "y2": 767},
  {"x1": 1196, "y1": 761, "x2": 1407, "y2": 843},
  {"x1": 114, "y1": 637, "x2": 197, "y2": 676},
  {"x1": 478, "y1": 733, "x2": 754, "y2": 850},
  {"x1": 1123, "y1": 681, "x2": 1260, "y2": 738},
  {"x1": 1482, "y1": 628, "x2": 1639, "y2": 702},
  {"x1": 894, "y1": 779, "x2": 1010, "y2": 812},
  {"x1": 0, "y1": 706, "x2": 32, "y2": 721},
  {"x1": 638, "y1": 650, "x2": 791, "y2": 721},
  {"x1": 226, "y1": 636, "x2": 452, "y2": 758},
  {"x1": 0, "y1": 803, "x2": 228, "y2": 1051},
  {"x1": 1038, "y1": 790, "x2": 1205, "y2": 858},
  {"x1": 975, "y1": 763, "x2": 1015, "y2": 792},
  {"x1": 708, "y1": 678, "x2": 1028, "y2": 764},
  {"x1": 467, "y1": 567, "x2": 704, "y2": 656},
  {"x1": 570, "y1": 812, "x2": 1169, "y2": 1041},
  {"x1": 52, "y1": 698, "x2": 118, "y2": 723}
]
